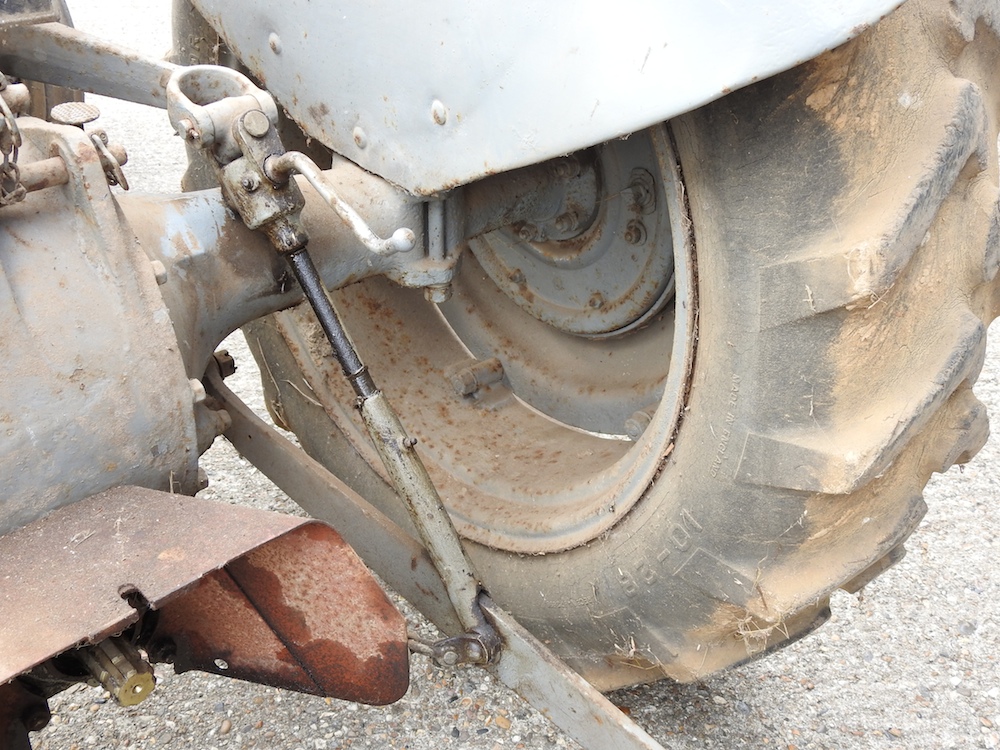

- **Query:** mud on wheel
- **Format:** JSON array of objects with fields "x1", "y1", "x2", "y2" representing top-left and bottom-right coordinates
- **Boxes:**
[{"x1": 241, "y1": 0, "x2": 1000, "y2": 690}]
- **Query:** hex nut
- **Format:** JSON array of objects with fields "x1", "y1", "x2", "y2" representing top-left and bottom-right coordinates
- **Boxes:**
[{"x1": 424, "y1": 283, "x2": 452, "y2": 304}]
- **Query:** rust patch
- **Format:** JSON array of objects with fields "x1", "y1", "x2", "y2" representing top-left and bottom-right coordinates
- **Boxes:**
[
  {"x1": 224, "y1": 527, "x2": 409, "y2": 704},
  {"x1": 0, "y1": 486, "x2": 407, "y2": 706}
]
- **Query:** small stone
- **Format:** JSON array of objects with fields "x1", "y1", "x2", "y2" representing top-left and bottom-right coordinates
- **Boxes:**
[
  {"x1": 220, "y1": 719, "x2": 233, "y2": 735},
  {"x1": 735, "y1": 700, "x2": 752, "y2": 715},
  {"x1": 712, "y1": 695, "x2": 728, "y2": 705},
  {"x1": 450, "y1": 726, "x2": 460, "y2": 738},
  {"x1": 983, "y1": 718, "x2": 995, "y2": 728},
  {"x1": 495, "y1": 715, "x2": 512, "y2": 730},
  {"x1": 888, "y1": 728, "x2": 903, "y2": 737}
]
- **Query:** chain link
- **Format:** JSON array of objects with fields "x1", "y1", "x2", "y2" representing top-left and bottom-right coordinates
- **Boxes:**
[{"x1": 0, "y1": 73, "x2": 24, "y2": 206}]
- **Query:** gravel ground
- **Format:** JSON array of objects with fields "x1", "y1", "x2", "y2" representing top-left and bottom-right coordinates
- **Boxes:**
[{"x1": 30, "y1": 2, "x2": 1000, "y2": 748}]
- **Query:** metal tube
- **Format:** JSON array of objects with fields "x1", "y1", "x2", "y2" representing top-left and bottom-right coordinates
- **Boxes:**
[
  {"x1": 285, "y1": 248, "x2": 377, "y2": 399},
  {"x1": 358, "y1": 391, "x2": 483, "y2": 633},
  {"x1": 268, "y1": 151, "x2": 415, "y2": 256},
  {"x1": 285, "y1": 241, "x2": 485, "y2": 632},
  {"x1": 0, "y1": 23, "x2": 177, "y2": 108},
  {"x1": 427, "y1": 199, "x2": 445, "y2": 261},
  {"x1": 18, "y1": 156, "x2": 68, "y2": 193}
]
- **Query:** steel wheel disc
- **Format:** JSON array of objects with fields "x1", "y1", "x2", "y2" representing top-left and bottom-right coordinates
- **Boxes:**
[{"x1": 322, "y1": 126, "x2": 695, "y2": 553}]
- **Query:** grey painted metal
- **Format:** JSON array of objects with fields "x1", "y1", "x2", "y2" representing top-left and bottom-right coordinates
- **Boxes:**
[
  {"x1": 0, "y1": 0, "x2": 59, "y2": 29},
  {"x1": 117, "y1": 162, "x2": 424, "y2": 379},
  {"x1": 166, "y1": 65, "x2": 277, "y2": 162},
  {"x1": 0, "y1": 21, "x2": 177, "y2": 108},
  {"x1": 205, "y1": 363, "x2": 670, "y2": 750},
  {"x1": 0, "y1": 117, "x2": 198, "y2": 535},
  {"x1": 189, "y1": 0, "x2": 904, "y2": 194},
  {"x1": 482, "y1": 598, "x2": 668, "y2": 750},
  {"x1": 467, "y1": 136, "x2": 677, "y2": 337}
]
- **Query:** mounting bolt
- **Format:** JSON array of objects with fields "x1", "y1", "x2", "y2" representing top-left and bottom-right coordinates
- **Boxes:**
[
  {"x1": 268, "y1": 32, "x2": 282, "y2": 54},
  {"x1": 517, "y1": 223, "x2": 539, "y2": 243},
  {"x1": 624, "y1": 219, "x2": 647, "y2": 245},
  {"x1": 447, "y1": 357, "x2": 505, "y2": 397},
  {"x1": 624, "y1": 409, "x2": 654, "y2": 441},
  {"x1": 242, "y1": 110, "x2": 271, "y2": 138},
  {"x1": 465, "y1": 641, "x2": 485, "y2": 663},
  {"x1": 424, "y1": 283, "x2": 452, "y2": 304},
  {"x1": 628, "y1": 168, "x2": 656, "y2": 213},
  {"x1": 554, "y1": 211, "x2": 580, "y2": 233},
  {"x1": 508, "y1": 269, "x2": 525, "y2": 285},
  {"x1": 552, "y1": 157, "x2": 581, "y2": 181},
  {"x1": 241, "y1": 173, "x2": 261, "y2": 192},
  {"x1": 441, "y1": 650, "x2": 460, "y2": 666},
  {"x1": 588, "y1": 293, "x2": 605, "y2": 309},
  {"x1": 178, "y1": 118, "x2": 200, "y2": 142}
]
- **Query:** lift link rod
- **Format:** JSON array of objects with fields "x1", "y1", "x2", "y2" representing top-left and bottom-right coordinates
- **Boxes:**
[
  {"x1": 205, "y1": 360, "x2": 669, "y2": 750},
  {"x1": 220, "y1": 107, "x2": 500, "y2": 665},
  {"x1": 284, "y1": 248, "x2": 498, "y2": 657}
]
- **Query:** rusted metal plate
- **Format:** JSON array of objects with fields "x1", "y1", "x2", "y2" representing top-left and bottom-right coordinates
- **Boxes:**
[
  {"x1": 156, "y1": 526, "x2": 410, "y2": 704},
  {"x1": 0, "y1": 486, "x2": 408, "y2": 705}
]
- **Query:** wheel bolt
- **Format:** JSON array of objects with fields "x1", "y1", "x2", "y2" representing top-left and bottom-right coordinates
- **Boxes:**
[
  {"x1": 625, "y1": 409, "x2": 653, "y2": 440},
  {"x1": 624, "y1": 220, "x2": 647, "y2": 245},
  {"x1": 555, "y1": 211, "x2": 580, "y2": 233},
  {"x1": 517, "y1": 224, "x2": 539, "y2": 243}
]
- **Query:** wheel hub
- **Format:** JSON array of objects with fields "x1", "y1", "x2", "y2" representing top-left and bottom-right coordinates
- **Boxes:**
[{"x1": 471, "y1": 139, "x2": 676, "y2": 338}]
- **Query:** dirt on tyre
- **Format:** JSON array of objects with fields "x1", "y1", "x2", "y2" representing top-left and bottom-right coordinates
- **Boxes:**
[{"x1": 244, "y1": 0, "x2": 1000, "y2": 690}]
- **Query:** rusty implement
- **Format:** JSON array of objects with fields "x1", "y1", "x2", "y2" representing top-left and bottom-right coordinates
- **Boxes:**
[{"x1": 0, "y1": 486, "x2": 409, "y2": 706}]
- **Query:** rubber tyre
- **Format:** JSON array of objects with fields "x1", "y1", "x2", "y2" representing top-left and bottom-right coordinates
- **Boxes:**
[{"x1": 245, "y1": 0, "x2": 1000, "y2": 690}]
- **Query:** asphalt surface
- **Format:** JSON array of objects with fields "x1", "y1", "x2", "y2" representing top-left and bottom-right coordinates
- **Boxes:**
[{"x1": 30, "y1": 2, "x2": 1000, "y2": 748}]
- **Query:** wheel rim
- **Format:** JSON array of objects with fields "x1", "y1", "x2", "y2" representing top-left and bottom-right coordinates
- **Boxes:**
[{"x1": 331, "y1": 125, "x2": 696, "y2": 553}]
